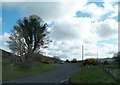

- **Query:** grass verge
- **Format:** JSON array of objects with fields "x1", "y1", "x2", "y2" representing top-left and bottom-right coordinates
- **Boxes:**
[
  {"x1": 70, "y1": 66, "x2": 116, "y2": 83},
  {"x1": 3, "y1": 63, "x2": 57, "y2": 81}
]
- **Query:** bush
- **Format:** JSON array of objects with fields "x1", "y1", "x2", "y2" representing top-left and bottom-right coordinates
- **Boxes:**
[
  {"x1": 83, "y1": 58, "x2": 97, "y2": 65},
  {"x1": 18, "y1": 62, "x2": 31, "y2": 69},
  {"x1": 41, "y1": 61, "x2": 50, "y2": 64},
  {"x1": 113, "y1": 51, "x2": 120, "y2": 67},
  {"x1": 103, "y1": 60, "x2": 108, "y2": 65},
  {"x1": 71, "y1": 58, "x2": 77, "y2": 63},
  {"x1": 65, "y1": 59, "x2": 70, "y2": 63}
]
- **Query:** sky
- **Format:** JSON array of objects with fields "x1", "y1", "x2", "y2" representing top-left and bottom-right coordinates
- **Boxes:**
[{"x1": 0, "y1": 0, "x2": 119, "y2": 60}]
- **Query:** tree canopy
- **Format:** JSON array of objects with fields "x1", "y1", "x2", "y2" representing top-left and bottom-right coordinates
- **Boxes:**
[
  {"x1": 8, "y1": 15, "x2": 50, "y2": 62},
  {"x1": 113, "y1": 51, "x2": 120, "y2": 66}
]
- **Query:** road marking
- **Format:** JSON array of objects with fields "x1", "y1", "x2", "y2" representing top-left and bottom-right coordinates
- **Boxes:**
[{"x1": 60, "y1": 77, "x2": 70, "y2": 83}]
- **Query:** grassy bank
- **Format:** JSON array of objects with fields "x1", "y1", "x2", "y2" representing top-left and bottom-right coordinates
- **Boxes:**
[
  {"x1": 3, "y1": 63, "x2": 57, "y2": 81},
  {"x1": 103, "y1": 64, "x2": 120, "y2": 82},
  {"x1": 71, "y1": 66, "x2": 116, "y2": 83}
]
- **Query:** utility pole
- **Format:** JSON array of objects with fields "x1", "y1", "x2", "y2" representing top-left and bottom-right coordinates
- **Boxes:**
[
  {"x1": 97, "y1": 52, "x2": 98, "y2": 64},
  {"x1": 82, "y1": 45, "x2": 84, "y2": 61}
]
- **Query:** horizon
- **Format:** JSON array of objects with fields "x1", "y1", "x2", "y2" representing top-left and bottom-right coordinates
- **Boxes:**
[{"x1": 0, "y1": 49, "x2": 115, "y2": 61}]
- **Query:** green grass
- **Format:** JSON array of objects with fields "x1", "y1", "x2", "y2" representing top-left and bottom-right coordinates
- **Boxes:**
[
  {"x1": 103, "y1": 64, "x2": 119, "y2": 68},
  {"x1": 0, "y1": 57, "x2": 2, "y2": 81},
  {"x1": 0, "y1": 57, "x2": 2, "y2": 62},
  {"x1": 0, "y1": 64, "x2": 1, "y2": 81},
  {"x1": 71, "y1": 66, "x2": 116, "y2": 83},
  {"x1": 3, "y1": 63, "x2": 57, "y2": 81},
  {"x1": 103, "y1": 64, "x2": 120, "y2": 81}
]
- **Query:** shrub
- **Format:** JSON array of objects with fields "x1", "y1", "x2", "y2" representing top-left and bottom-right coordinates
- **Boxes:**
[
  {"x1": 65, "y1": 59, "x2": 70, "y2": 63},
  {"x1": 41, "y1": 61, "x2": 50, "y2": 64},
  {"x1": 18, "y1": 62, "x2": 31, "y2": 69},
  {"x1": 84, "y1": 58, "x2": 97, "y2": 65},
  {"x1": 71, "y1": 58, "x2": 77, "y2": 63},
  {"x1": 113, "y1": 51, "x2": 120, "y2": 67},
  {"x1": 103, "y1": 60, "x2": 108, "y2": 65}
]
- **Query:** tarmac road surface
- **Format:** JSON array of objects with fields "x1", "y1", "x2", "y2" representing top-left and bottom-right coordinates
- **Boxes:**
[{"x1": 3, "y1": 63, "x2": 80, "y2": 83}]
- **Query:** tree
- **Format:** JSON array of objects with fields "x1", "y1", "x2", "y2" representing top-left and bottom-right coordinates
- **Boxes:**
[
  {"x1": 113, "y1": 51, "x2": 120, "y2": 66},
  {"x1": 103, "y1": 60, "x2": 108, "y2": 65},
  {"x1": 8, "y1": 15, "x2": 50, "y2": 63},
  {"x1": 65, "y1": 59, "x2": 70, "y2": 63},
  {"x1": 71, "y1": 58, "x2": 77, "y2": 63},
  {"x1": 53, "y1": 56, "x2": 60, "y2": 60}
]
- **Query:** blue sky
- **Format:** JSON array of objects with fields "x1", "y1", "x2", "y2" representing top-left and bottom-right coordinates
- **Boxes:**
[
  {"x1": 2, "y1": 5, "x2": 23, "y2": 34},
  {"x1": 76, "y1": 11, "x2": 91, "y2": 18},
  {"x1": 0, "y1": 0, "x2": 118, "y2": 60}
]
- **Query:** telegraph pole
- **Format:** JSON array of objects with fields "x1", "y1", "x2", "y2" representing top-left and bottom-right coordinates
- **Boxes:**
[
  {"x1": 82, "y1": 45, "x2": 84, "y2": 61},
  {"x1": 96, "y1": 52, "x2": 98, "y2": 64}
]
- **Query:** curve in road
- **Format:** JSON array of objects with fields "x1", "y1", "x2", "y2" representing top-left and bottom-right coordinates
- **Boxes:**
[{"x1": 3, "y1": 63, "x2": 80, "y2": 83}]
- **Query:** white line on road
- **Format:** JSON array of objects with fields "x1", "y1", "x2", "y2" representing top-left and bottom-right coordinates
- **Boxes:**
[{"x1": 60, "y1": 77, "x2": 70, "y2": 83}]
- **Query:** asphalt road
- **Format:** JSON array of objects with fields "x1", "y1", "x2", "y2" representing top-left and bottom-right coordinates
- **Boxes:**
[{"x1": 3, "y1": 63, "x2": 80, "y2": 83}]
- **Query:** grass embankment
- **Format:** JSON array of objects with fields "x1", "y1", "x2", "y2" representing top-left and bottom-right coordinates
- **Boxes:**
[
  {"x1": 3, "y1": 63, "x2": 57, "y2": 81},
  {"x1": 71, "y1": 66, "x2": 116, "y2": 83},
  {"x1": 0, "y1": 57, "x2": 2, "y2": 81},
  {"x1": 103, "y1": 64, "x2": 120, "y2": 82}
]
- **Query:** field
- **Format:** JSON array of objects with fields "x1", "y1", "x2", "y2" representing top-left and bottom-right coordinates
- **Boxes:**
[{"x1": 71, "y1": 66, "x2": 116, "y2": 83}]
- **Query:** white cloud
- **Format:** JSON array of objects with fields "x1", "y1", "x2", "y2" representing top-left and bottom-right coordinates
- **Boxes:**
[
  {"x1": 45, "y1": 38, "x2": 117, "y2": 60},
  {"x1": 92, "y1": 19, "x2": 118, "y2": 39},
  {"x1": 0, "y1": 45, "x2": 10, "y2": 52},
  {"x1": 44, "y1": 40, "x2": 83, "y2": 60},
  {"x1": 24, "y1": 1, "x2": 86, "y2": 21},
  {"x1": 50, "y1": 17, "x2": 97, "y2": 42},
  {"x1": 78, "y1": 1, "x2": 118, "y2": 21},
  {"x1": 2, "y1": 0, "x2": 23, "y2": 1},
  {"x1": 0, "y1": 17, "x2": 2, "y2": 34},
  {"x1": 2, "y1": 0, "x2": 86, "y2": 2},
  {"x1": 103, "y1": 1, "x2": 118, "y2": 18},
  {"x1": 0, "y1": 33, "x2": 11, "y2": 52},
  {"x1": 45, "y1": 17, "x2": 118, "y2": 60},
  {"x1": 3, "y1": 1, "x2": 87, "y2": 21},
  {"x1": 2, "y1": 0, "x2": 119, "y2": 2},
  {"x1": 98, "y1": 43, "x2": 118, "y2": 57},
  {"x1": 79, "y1": 3, "x2": 107, "y2": 21},
  {"x1": 0, "y1": 33, "x2": 10, "y2": 42}
]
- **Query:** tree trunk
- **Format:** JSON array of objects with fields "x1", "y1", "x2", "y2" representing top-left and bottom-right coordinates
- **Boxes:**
[{"x1": 27, "y1": 44, "x2": 33, "y2": 58}]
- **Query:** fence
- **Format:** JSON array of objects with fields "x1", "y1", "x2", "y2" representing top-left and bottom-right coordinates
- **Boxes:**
[{"x1": 102, "y1": 66, "x2": 119, "y2": 82}]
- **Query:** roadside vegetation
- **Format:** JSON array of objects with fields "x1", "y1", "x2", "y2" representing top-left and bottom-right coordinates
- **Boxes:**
[
  {"x1": 71, "y1": 66, "x2": 116, "y2": 83},
  {"x1": 70, "y1": 57, "x2": 119, "y2": 83},
  {"x1": 3, "y1": 63, "x2": 56, "y2": 81},
  {"x1": 2, "y1": 49, "x2": 57, "y2": 81},
  {"x1": 0, "y1": 56, "x2": 1, "y2": 64}
]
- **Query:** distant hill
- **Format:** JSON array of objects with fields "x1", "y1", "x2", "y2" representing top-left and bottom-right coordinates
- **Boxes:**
[
  {"x1": 1, "y1": 49, "x2": 15, "y2": 59},
  {"x1": 1, "y1": 49, "x2": 61, "y2": 64}
]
